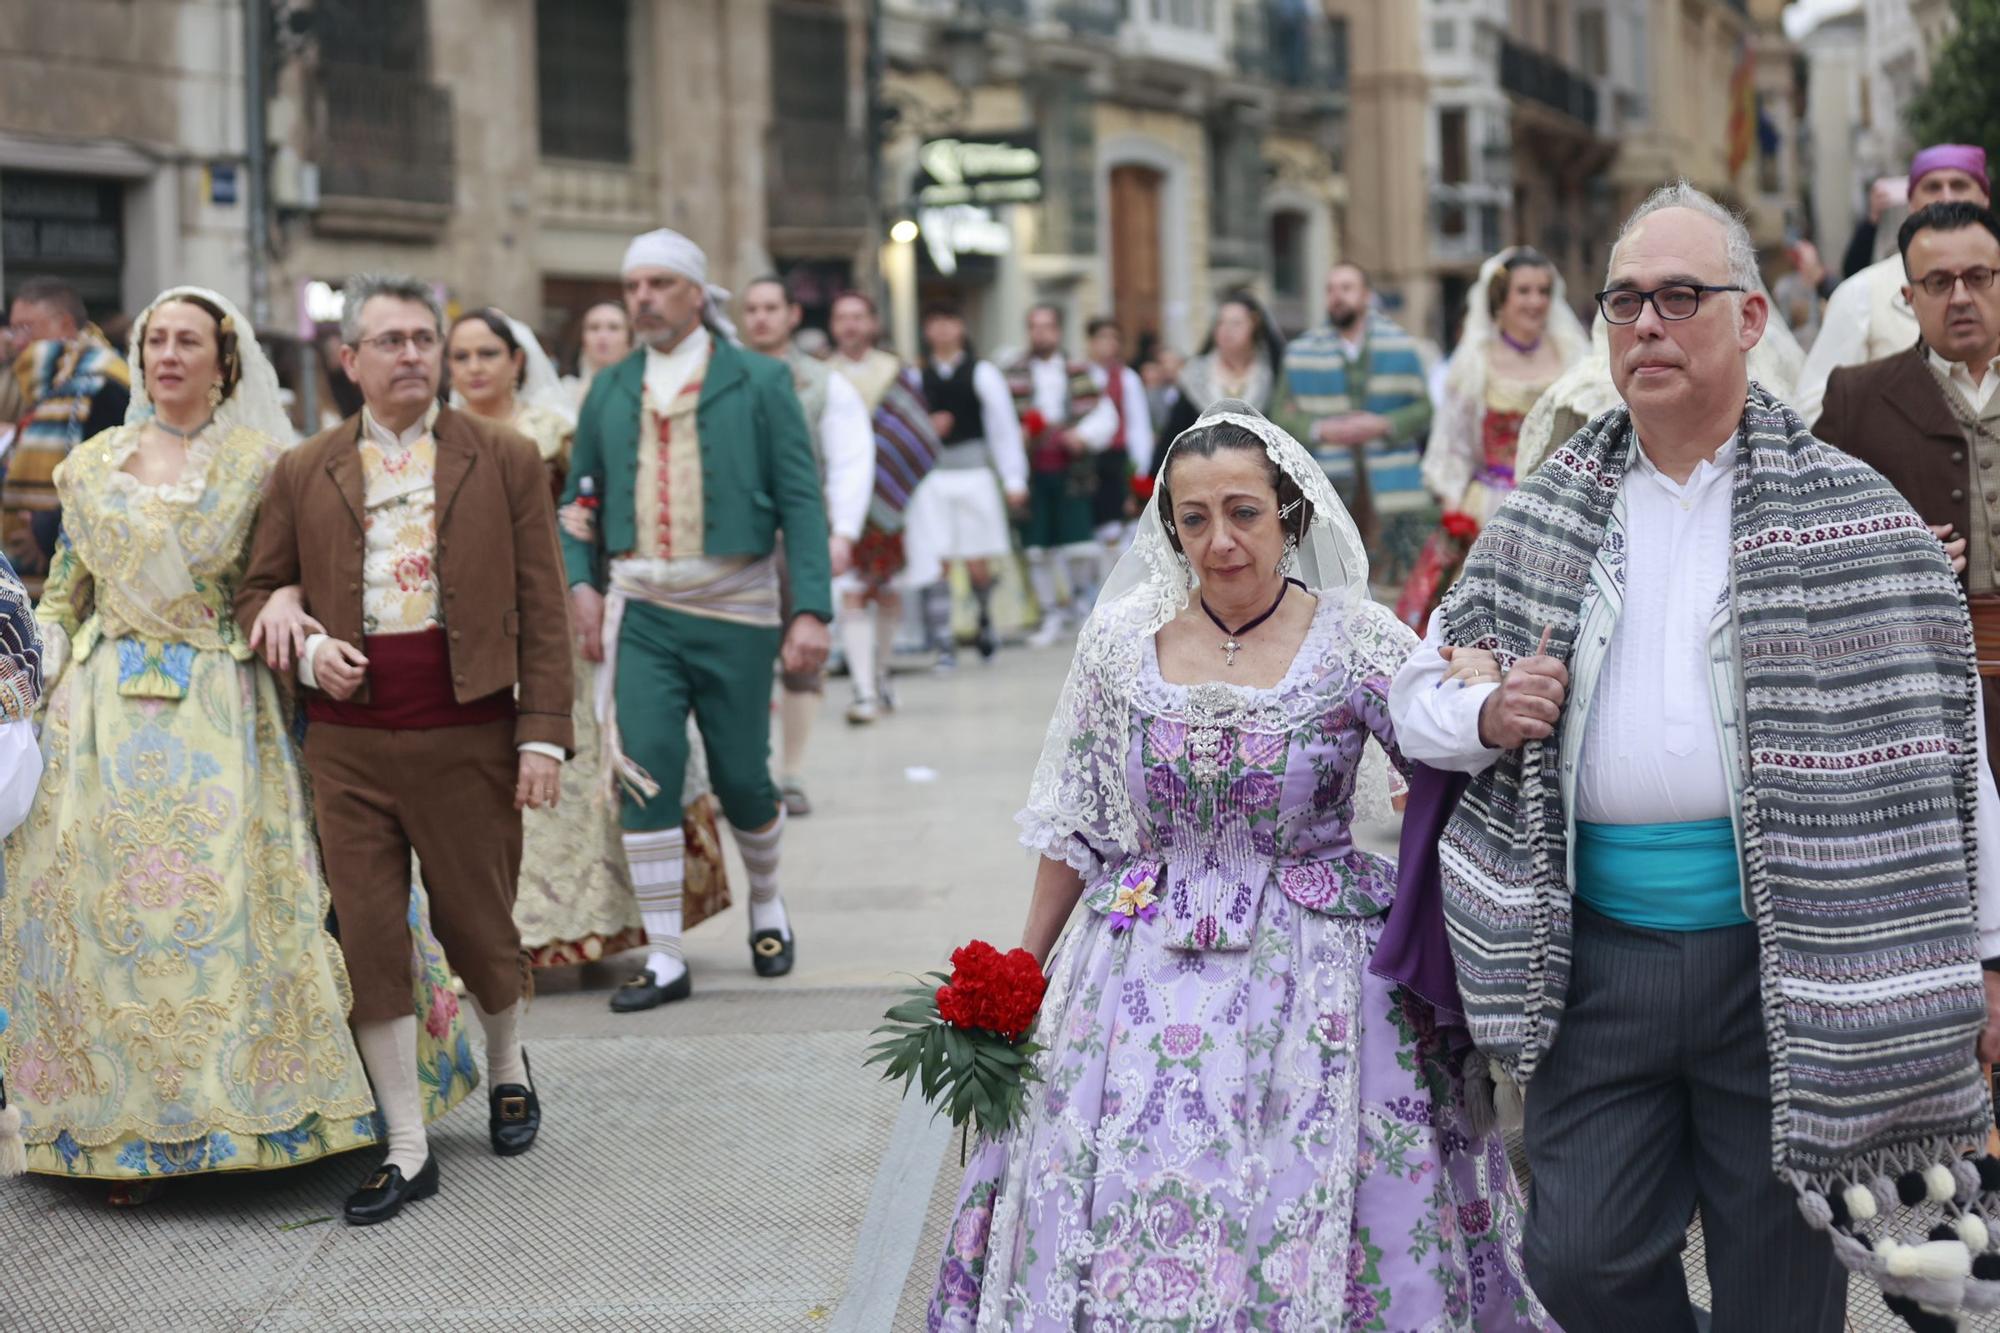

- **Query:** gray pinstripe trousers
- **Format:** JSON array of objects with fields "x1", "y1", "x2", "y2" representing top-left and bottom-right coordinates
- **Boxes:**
[{"x1": 1520, "y1": 905, "x2": 1847, "y2": 1333}]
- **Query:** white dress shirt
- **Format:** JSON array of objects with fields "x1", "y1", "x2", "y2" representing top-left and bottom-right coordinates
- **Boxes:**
[
  {"x1": 931, "y1": 353, "x2": 1030, "y2": 494},
  {"x1": 1389, "y1": 431, "x2": 2000, "y2": 955},
  {"x1": 1930, "y1": 345, "x2": 2000, "y2": 416},
  {"x1": 1794, "y1": 257, "x2": 1919, "y2": 424},
  {"x1": 1027, "y1": 354, "x2": 1119, "y2": 452},
  {"x1": 817, "y1": 371, "x2": 875, "y2": 541},
  {"x1": 1090, "y1": 362, "x2": 1157, "y2": 476}
]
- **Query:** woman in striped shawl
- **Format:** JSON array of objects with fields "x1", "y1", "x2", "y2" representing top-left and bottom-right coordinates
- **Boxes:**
[{"x1": 1390, "y1": 182, "x2": 2000, "y2": 1330}]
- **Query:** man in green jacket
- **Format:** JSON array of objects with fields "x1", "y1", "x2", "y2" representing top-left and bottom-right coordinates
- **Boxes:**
[{"x1": 562, "y1": 228, "x2": 831, "y2": 1011}]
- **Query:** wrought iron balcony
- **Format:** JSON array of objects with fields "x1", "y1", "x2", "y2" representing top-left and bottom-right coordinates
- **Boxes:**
[
  {"x1": 314, "y1": 61, "x2": 455, "y2": 207},
  {"x1": 1498, "y1": 36, "x2": 1599, "y2": 129},
  {"x1": 1050, "y1": 0, "x2": 1124, "y2": 38},
  {"x1": 1233, "y1": 4, "x2": 1349, "y2": 91}
]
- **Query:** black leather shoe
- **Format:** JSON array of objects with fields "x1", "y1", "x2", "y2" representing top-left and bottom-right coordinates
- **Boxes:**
[
  {"x1": 975, "y1": 622, "x2": 998, "y2": 661},
  {"x1": 608, "y1": 968, "x2": 691, "y2": 1013},
  {"x1": 750, "y1": 928, "x2": 795, "y2": 978},
  {"x1": 488, "y1": 1051, "x2": 540, "y2": 1156},
  {"x1": 344, "y1": 1154, "x2": 438, "y2": 1226}
]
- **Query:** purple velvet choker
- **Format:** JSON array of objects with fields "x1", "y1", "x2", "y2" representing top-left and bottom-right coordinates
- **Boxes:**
[{"x1": 1498, "y1": 328, "x2": 1541, "y2": 355}]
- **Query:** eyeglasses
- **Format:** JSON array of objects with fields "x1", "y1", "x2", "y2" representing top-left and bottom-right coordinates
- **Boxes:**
[
  {"x1": 1913, "y1": 267, "x2": 1998, "y2": 299},
  {"x1": 354, "y1": 330, "x2": 440, "y2": 354},
  {"x1": 1594, "y1": 284, "x2": 1745, "y2": 324}
]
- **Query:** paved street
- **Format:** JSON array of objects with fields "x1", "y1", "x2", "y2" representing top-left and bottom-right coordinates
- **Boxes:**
[{"x1": 0, "y1": 636, "x2": 1968, "y2": 1331}]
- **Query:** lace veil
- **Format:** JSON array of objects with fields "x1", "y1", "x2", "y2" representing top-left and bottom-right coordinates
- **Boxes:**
[
  {"x1": 449, "y1": 311, "x2": 577, "y2": 426},
  {"x1": 1020, "y1": 399, "x2": 1394, "y2": 872},
  {"x1": 124, "y1": 286, "x2": 296, "y2": 445}
]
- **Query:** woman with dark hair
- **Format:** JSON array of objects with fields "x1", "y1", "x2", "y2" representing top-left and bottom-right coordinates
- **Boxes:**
[
  {"x1": 454, "y1": 308, "x2": 735, "y2": 971},
  {"x1": 0, "y1": 287, "x2": 474, "y2": 1199},
  {"x1": 922, "y1": 400, "x2": 1548, "y2": 1330},
  {"x1": 1157, "y1": 291, "x2": 1285, "y2": 460},
  {"x1": 1393, "y1": 248, "x2": 1587, "y2": 631},
  {"x1": 561, "y1": 301, "x2": 633, "y2": 413}
]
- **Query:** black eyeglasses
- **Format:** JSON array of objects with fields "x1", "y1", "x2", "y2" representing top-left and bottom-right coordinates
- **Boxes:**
[
  {"x1": 1913, "y1": 267, "x2": 1998, "y2": 299},
  {"x1": 1594, "y1": 285, "x2": 1745, "y2": 325}
]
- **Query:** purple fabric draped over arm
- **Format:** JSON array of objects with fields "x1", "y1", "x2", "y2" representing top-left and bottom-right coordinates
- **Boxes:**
[{"x1": 1368, "y1": 762, "x2": 1470, "y2": 1029}]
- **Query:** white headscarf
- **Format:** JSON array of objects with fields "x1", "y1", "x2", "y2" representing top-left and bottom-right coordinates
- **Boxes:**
[
  {"x1": 124, "y1": 286, "x2": 296, "y2": 446},
  {"x1": 621, "y1": 228, "x2": 739, "y2": 345},
  {"x1": 449, "y1": 310, "x2": 576, "y2": 427},
  {"x1": 1021, "y1": 399, "x2": 1407, "y2": 869},
  {"x1": 1513, "y1": 275, "x2": 1809, "y2": 481}
]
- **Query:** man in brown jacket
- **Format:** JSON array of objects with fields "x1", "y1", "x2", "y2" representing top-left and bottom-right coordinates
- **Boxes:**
[
  {"x1": 238, "y1": 273, "x2": 573, "y2": 1224},
  {"x1": 1814, "y1": 201, "x2": 2000, "y2": 777}
]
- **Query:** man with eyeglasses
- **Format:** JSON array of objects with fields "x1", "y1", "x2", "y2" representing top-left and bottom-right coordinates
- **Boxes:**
[
  {"x1": 1389, "y1": 182, "x2": 2000, "y2": 1328},
  {"x1": 1817, "y1": 203, "x2": 2000, "y2": 782},
  {"x1": 1795, "y1": 144, "x2": 1992, "y2": 422},
  {"x1": 238, "y1": 272, "x2": 574, "y2": 1223}
]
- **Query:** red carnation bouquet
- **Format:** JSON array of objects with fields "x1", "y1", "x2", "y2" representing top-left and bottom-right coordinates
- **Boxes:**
[
  {"x1": 1020, "y1": 408, "x2": 1049, "y2": 439},
  {"x1": 1130, "y1": 473, "x2": 1156, "y2": 503},
  {"x1": 867, "y1": 939, "x2": 1048, "y2": 1143}
]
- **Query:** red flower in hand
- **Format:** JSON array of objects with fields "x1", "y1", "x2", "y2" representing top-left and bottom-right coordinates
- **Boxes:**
[
  {"x1": 1130, "y1": 475, "x2": 1156, "y2": 502},
  {"x1": 1021, "y1": 409, "x2": 1048, "y2": 439},
  {"x1": 934, "y1": 939, "x2": 1047, "y2": 1041},
  {"x1": 1441, "y1": 511, "x2": 1480, "y2": 541}
]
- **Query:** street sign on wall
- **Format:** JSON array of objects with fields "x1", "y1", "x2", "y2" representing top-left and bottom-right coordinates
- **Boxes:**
[{"x1": 912, "y1": 133, "x2": 1042, "y2": 277}]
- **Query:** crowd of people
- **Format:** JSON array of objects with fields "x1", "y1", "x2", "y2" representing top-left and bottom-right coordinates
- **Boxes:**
[{"x1": 3, "y1": 134, "x2": 2000, "y2": 1331}]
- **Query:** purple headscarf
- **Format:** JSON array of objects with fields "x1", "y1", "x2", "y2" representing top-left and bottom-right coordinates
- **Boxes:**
[{"x1": 1910, "y1": 143, "x2": 1990, "y2": 197}]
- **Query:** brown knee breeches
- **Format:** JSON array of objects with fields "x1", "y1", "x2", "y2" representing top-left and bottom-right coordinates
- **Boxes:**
[{"x1": 305, "y1": 719, "x2": 525, "y2": 1023}]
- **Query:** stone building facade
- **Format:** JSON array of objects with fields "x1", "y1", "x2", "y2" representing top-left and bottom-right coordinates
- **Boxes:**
[{"x1": 875, "y1": 0, "x2": 1350, "y2": 361}]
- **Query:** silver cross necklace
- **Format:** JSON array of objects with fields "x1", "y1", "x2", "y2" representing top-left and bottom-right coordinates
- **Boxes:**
[{"x1": 1199, "y1": 578, "x2": 1299, "y2": 667}]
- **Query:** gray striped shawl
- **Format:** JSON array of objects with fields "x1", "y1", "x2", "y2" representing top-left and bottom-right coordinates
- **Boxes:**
[{"x1": 1437, "y1": 382, "x2": 1990, "y2": 1185}]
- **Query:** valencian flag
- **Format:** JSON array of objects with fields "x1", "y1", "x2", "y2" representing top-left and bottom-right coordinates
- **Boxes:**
[{"x1": 1726, "y1": 39, "x2": 1757, "y2": 180}]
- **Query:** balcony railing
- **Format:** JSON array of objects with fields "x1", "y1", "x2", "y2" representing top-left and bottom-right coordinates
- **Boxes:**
[
  {"x1": 767, "y1": 118, "x2": 869, "y2": 234},
  {"x1": 314, "y1": 61, "x2": 455, "y2": 206},
  {"x1": 1050, "y1": 0, "x2": 1123, "y2": 36},
  {"x1": 1498, "y1": 37, "x2": 1599, "y2": 129},
  {"x1": 1233, "y1": 4, "x2": 1349, "y2": 90}
]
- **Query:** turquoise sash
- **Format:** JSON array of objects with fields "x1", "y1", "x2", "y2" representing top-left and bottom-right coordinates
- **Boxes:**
[{"x1": 1573, "y1": 818, "x2": 1749, "y2": 932}]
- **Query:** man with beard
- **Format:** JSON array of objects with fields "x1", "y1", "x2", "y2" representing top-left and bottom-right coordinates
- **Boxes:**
[
  {"x1": 563, "y1": 230, "x2": 831, "y2": 1009},
  {"x1": 1273, "y1": 262, "x2": 1431, "y2": 585},
  {"x1": 737, "y1": 277, "x2": 872, "y2": 814}
]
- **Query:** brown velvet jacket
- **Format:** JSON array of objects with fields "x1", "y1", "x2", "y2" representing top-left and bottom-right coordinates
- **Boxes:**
[
  {"x1": 1814, "y1": 342, "x2": 1999, "y2": 777},
  {"x1": 235, "y1": 404, "x2": 575, "y2": 752}
]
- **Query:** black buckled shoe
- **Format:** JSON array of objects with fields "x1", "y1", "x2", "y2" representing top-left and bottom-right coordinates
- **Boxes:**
[
  {"x1": 750, "y1": 929, "x2": 795, "y2": 979},
  {"x1": 488, "y1": 1051, "x2": 540, "y2": 1156},
  {"x1": 608, "y1": 967, "x2": 692, "y2": 1013},
  {"x1": 344, "y1": 1154, "x2": 439, "y2": 1226}
]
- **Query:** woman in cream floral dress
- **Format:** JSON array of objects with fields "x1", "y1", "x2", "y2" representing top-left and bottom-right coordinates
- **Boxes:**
[
  {"x1": 447, "y1": 308, "x2": 732, "y2": 968},
  {"x1": 0, "y1": 287, "x2": 474, "y2": 1197}
]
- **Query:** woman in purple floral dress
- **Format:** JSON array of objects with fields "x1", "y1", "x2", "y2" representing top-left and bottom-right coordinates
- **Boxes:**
[{"x1": 926, "y1": 401, "x2": 1550, "y2": 1331}]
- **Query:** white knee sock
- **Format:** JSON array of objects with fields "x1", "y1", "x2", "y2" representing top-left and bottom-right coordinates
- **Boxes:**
[
  {"x1": 733, "y1": 812, "x2": 790, "y2": 937},
  {"x1": 1063, "y1": 544, "x2": 1104, "y2": 611},
  {"x1": 841, "y1": 611, "x2": 878, "y2": 702},
  {"x1": 624, "y1": 827, "x2": 687, "y2": 986},
  {"x1": 355, "y1": 1015, "x2": 427, "y2": 1177},
  {"x1": 780, "y1": 688, "x2": 818, "y2": 782},
  {"x1": 1025, "y1": 549, "x2": 1063, "y2": 618},
  {"x1": 874, "y1": 599, "x2": 899, "y2": 691},
  {"x1": 471, "y1": 995, "x2": 527, "y2": 1088}
]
